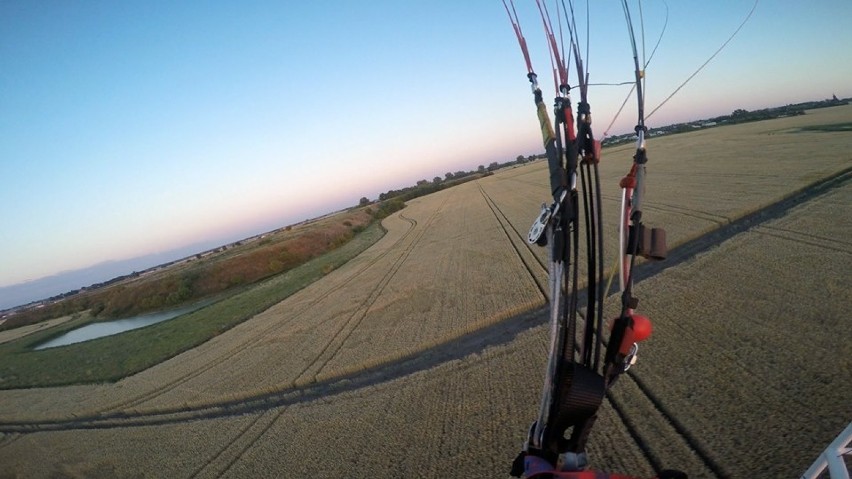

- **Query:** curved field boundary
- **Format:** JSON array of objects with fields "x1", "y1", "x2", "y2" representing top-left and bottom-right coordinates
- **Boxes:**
[
  {"x1": 105, "y1": 194, "x2": 447, "y2": 415},
  {"x1": 99, "y1": 216, "x2": 420, "y2": 413}
]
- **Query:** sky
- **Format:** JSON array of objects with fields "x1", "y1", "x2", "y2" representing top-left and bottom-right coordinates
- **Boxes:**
[{"x1": 1, "y1": 0, "x2": 851, "y2": 298}]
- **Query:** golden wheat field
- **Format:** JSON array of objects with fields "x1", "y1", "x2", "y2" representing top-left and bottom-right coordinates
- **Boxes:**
[{"x1": 0, "y1": 105, "x2": 849, "y2": 478}]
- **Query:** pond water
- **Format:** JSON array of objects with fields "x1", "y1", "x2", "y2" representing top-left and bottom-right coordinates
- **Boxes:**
[{"x1": 33, "y1": 300, "x2": 212, "y2": 350}]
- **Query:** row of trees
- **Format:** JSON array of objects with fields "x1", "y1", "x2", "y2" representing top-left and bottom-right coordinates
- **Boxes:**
[{"x1": 360, "y1": 155, "x2": 541, "y2": 206}]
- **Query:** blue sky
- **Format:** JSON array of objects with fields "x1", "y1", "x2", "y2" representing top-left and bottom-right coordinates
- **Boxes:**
[{"x1": 1, "y1": 0, "x2": 850, "y2": 291}]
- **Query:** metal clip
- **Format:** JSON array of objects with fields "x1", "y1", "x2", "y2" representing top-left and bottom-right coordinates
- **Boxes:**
[{"x1": 623, "y1": 343, "x2": 639, "y2": 372}]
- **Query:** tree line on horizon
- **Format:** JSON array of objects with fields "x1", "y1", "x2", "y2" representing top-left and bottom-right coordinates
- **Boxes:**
[
  {"x1": 357, "y1": 155, "x2": 542, "y2": 208},
  {"x1": 604, "y1": 96, "x2": 849, "y2": 145}
]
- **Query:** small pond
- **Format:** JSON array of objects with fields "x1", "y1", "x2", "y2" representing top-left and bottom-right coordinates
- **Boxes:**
[{"x1": 33, "y1": 300, "x2": 212, "y2": 350}]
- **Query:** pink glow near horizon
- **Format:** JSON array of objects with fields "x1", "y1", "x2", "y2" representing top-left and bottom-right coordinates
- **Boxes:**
[{"x1": 2, "y1": 1, "x2": 851, "y2": 292}]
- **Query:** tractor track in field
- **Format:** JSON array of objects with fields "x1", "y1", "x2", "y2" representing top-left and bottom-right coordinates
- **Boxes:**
[
  {"x1": 627, "y1": 165, "x2": 851, "y2": 284},
  {"x1": 0, "y1": 433, "x2": 23, "y2": 449},
  {"x1": 478, "y1": 183, "x2": 548, "y2": 300},
  {"x1": 0, "y1": 165, "x2": 848, "y2": 479},
  {"x1": 599, "y1": 193, "x2": 732, "y2": 226},
  {"x1": 752, "y1": 225, "x2": 852, "y2": 253},
  {"x1": 293, "y1": 193, "x2": 450, "y2": 383},
  {"x1": 188, "y1": 407, "x2": 285, "y2": 479}
]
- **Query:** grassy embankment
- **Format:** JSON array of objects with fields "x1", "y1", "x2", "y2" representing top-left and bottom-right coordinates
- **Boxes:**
[{"x1": 0, "y1": 222, "x2": 386, "y2": 389}]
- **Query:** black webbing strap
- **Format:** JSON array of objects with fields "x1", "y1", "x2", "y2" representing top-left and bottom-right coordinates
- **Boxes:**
[{"x1": 549, "y1": 362, "x2": 606, "y2": 452}]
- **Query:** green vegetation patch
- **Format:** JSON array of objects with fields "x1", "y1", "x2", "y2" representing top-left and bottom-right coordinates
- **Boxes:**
[
  {"x1": 0, "y1": 223, "x2": 386, "y2": 389},
  {"x1": 798, "y1": 122, "x2": 852, "y2": 132}
]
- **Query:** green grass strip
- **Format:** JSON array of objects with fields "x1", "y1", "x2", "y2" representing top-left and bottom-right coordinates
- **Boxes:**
[{"x1": 0, "y1": 223, "x2": 386, "y2": 389}]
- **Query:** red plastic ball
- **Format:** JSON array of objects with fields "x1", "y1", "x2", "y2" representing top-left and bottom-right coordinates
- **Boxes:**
[{"x1": 631, "y1": 314, "x2": 653, "y2": 342}]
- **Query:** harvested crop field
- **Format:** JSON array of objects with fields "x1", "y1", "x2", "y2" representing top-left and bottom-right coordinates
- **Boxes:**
[{"x1": 0, "y1": 105, "x2": 849, "y2": 477}]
